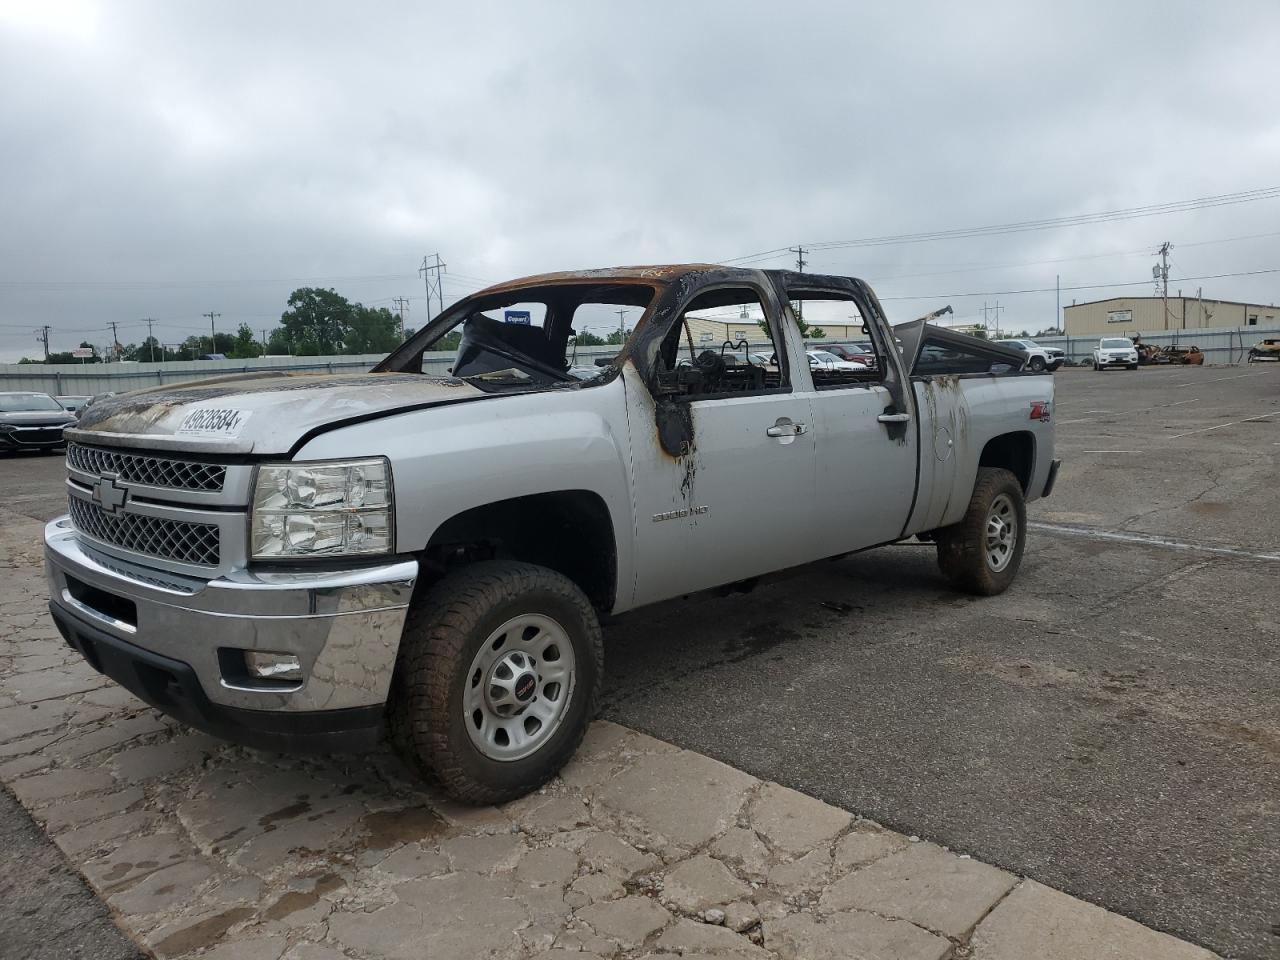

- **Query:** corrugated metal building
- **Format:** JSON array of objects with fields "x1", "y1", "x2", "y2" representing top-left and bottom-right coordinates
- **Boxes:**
[{"x1": 1063, "y1": 295, "x2": 1279, "y2": 335}]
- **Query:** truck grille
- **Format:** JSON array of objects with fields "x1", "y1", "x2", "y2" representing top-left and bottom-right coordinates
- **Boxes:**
[
  {"x1": 68, "y1": 496, "x2": 221, "y2": 567},
  {"x1": 67, "y1": 443, "x2": 226, "y2": 492}
]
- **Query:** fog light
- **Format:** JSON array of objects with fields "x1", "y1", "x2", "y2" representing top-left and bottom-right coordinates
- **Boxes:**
[{"x1": 243, "y1": 651, "x2": 303, "y2": 682}]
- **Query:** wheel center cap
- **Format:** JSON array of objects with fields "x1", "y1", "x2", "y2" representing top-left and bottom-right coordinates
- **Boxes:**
[{"x1": 514, "y1": 673, "x2": 537, "y2": 702}]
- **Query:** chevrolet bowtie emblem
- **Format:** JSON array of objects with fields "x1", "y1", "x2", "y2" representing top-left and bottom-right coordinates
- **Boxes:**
[{"x1": 92, "y1": 475, "x2": 128, "y2": 514}]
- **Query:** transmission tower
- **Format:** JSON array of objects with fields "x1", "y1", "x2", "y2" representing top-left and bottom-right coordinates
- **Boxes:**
[{"x1": 419, "y1": 253, "x2": 447, "y2": 320}]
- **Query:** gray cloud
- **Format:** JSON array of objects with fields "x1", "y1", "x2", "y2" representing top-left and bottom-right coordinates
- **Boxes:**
[{"x1": 3, "y1": 0, "x2": 1279, "y2": 359}]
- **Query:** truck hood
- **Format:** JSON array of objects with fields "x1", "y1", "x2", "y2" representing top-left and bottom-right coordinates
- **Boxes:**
[{"x1": 67, "y1": 372, "x2": 489, "y2": 456}]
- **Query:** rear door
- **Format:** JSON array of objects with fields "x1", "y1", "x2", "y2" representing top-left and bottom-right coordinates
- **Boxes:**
[{"x1": 774, "y1": 276, "x2": 919, "y2": 556}]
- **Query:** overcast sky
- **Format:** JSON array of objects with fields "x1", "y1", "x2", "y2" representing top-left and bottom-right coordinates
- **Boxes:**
[{"x1": 2, "y1": 0, "x2": 1280, "y2": 360}]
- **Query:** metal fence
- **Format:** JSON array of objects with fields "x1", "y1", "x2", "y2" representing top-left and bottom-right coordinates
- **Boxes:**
[
  {"x1": 3, "y1": 324, "x2": 1276, "y2": 396},
  {"x1": 1010, "y1": 325, "x2": 1279, "y2": 365}
]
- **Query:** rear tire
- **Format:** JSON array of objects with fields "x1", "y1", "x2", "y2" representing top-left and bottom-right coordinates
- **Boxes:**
[
  {"x1": 936, "y1": 467, "x2": 1027, "y2": 596},
  {"x1": 388, "y1": 560, "x2": 603, "y2": 805}
]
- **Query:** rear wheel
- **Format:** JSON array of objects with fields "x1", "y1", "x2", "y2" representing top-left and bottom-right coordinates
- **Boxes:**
[
  {"x1": 936, "y1": 467, "x2": 1027, "y2": 596},
  {"x1": 389, "y1": 560, "x2": 603, "y2": 804}
]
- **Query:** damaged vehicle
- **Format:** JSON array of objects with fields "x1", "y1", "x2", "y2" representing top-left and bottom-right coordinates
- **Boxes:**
[
  {"x1": 1248, "y1": 338, "x2": 1280, "y2": 362},
  {"x1": 44, "y1": 264, "x2": 1059, "y2": 803}
]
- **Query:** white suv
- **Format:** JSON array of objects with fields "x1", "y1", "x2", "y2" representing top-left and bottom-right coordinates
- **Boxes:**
[
  {"x1": 994, "y1": 339, "x2": 1065, "y2": 372},
  {"x1": 1093, "y1": 337, "x2": 1139, "y2": 371}
]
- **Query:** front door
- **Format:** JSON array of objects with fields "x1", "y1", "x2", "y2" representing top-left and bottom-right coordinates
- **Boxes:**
[{"x1": 625, "y1": 279, "x2": 816, "y2": 608}]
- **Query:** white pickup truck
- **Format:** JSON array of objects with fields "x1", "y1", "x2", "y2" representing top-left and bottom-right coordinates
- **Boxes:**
[{"x1": 45, "y1": 265, "x2": 1059, "y2": 803}]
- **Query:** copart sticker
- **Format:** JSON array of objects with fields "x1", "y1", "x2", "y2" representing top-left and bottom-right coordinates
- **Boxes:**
[{"x1": 176, "y1": 408, "x2": 252, "y2": 437}]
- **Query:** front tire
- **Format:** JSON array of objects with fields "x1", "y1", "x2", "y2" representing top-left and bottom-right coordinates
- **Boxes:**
[
  {"x1": 1128, "y1": 364, "x2": 1139, "y2": 370},
  {"x1": 936, "y1": 467, "x2": 1027, "y2": 596},
  {"x1": 1029, "y1": 356, "x2": 1046, "y2": 372},
  {"x1": 389, "y1": 560, "x2": 603, "y2": 805}
]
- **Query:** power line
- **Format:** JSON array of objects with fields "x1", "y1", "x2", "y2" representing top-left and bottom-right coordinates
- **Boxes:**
[
  {"x1": 873, "y1": 264, "x2": 1280, "y2": 302},
  {"x1": 720, "y1": 185, "x2": 1280, "y2": 263}
]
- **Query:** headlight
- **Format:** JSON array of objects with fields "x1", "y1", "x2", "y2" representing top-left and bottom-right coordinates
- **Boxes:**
[{"x1": 250, "y1": 458, "x2": 393, "y2": 559}]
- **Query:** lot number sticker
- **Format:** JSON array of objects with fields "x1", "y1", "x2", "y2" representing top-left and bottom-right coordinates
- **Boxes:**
[{"x1": 176, "y1": 408, "x2": 251, "y2": 438}]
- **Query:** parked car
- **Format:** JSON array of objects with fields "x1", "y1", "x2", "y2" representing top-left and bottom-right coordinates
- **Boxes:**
[
  {"x1": 56, "y1": 395, "x2": 93, "y2": 416},
  {"x1": 46, "y1": 264, "x2": 1058, "y2": 804},
  {"x1": 994, "y1": 339, "x2": 1064, "y2": 372},
  {"x1": 820, "y1": 343, "x2": 876, "y2": 365},
  {"x1": 807, "y1": 349, "x2": 868, "y2": 370},
  {"x1": 1163, "y1": 344, "x2": 1204, "y2": 365},
  {"x1": 1093, "y1": 337, "x2": 1140, "y2": 370},
  {"x1": 0, "y1": 391, "x2": 78, "y2": 452},
  {"x1": 1248, "y1": 338, "x2": 1280, "y2": 362}
]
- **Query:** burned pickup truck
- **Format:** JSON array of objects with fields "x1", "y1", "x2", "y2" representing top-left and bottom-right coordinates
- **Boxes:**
[{"x1": 45, "y1": 265, "x2": 1058, "y2": 803}]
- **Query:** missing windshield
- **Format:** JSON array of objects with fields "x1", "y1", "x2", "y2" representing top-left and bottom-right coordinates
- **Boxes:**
[{"x1": 378, "y1": 283, "x2": 657, "y2": 390}]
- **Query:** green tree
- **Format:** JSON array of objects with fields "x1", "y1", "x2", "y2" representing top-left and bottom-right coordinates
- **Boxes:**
[
  {"x1": 970, "y1": 325, "x2": 988, "y2": 339},
  {"x1": 572, "y1": 330, "x2": 607, "y2": 347},
  {"x1": 343, "y1": 306, "x2": 402, "y2": 354},
  {"x1": 231, "y1": 323, "x2": 261, "y2": 359},
  {"x1": 605, "y1": 327, "x2": 632, "y2": 346},
  {"x1": 280, "y1": 287, "x2": 355, "y2": 355}
]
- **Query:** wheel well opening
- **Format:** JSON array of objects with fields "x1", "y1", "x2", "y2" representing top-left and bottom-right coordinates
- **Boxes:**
[
  {"x1": 423, "y1": 491, "x2": 617, "y2": 612},
  {"x1": 979, "y1": 432, "x2": 1035, "y2": 493}
]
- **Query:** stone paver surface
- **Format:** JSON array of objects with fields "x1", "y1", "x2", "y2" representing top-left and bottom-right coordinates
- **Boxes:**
[{"x1": 0, "y1": 507, "x2": 1224, "y2": 959}]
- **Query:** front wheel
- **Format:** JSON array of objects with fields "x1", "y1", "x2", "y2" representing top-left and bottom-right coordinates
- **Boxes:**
[
  {"x1": 936, "y1": 467, "x2": 1027, "y2": 595},
  {"x1": 1029, "y1": 356, "x2": 1046, "y2": 372},
  {"x1": 1128, "y1": 364, "x2": 1139, "y2": 370},
  {"x1": 388, "y1": 560, "x2": 603, "y2": 804}
]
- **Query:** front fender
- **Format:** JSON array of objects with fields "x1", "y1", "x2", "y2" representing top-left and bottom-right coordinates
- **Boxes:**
[{"x1": 292, "y1": 384, "x2": 635, "y2": 607}]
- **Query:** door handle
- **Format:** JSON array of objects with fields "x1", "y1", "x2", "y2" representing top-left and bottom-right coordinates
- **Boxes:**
[
  {"x1": 877, "y1": 412, "x2": 911, "y2": 423},
  {"x1": 766, "y1": 418, "x2": 808, "y2": 438}
]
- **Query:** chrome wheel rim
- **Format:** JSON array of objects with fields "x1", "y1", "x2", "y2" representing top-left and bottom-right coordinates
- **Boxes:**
[
  {"x1": 463, "y1": 613, "x2": 576, "y2": 762},
  {"x1": 985, "y1": 493, "x2": 1017, "y2": 572}
]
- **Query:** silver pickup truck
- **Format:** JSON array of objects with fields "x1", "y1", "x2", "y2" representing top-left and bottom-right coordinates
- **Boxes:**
[{"x1": 44, "y1": 265, "x2": 1059, "y2": 803}]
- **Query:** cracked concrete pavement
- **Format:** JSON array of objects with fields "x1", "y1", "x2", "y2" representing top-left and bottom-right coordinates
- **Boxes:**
[{"x1": 0, "y1": 500, "x2": 1223, "y2": 960}]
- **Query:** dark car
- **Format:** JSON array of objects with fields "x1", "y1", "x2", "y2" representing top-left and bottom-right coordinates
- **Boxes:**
[
  {"x1": 822, "y1": 342, "x2": 877, "y2": 365},
  {"x1": 0, "y1": 392, "x2": 78, "y2": 452}
]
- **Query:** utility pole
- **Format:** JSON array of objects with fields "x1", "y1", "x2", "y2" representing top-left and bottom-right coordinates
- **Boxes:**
[
  {"x1": 260, "y1": 329, "x2": 268, "y2": 354},
  {"x1": 34, "y1": 325, "x2": 51, "y2": 361},
  {"x1": 1055, "y1": 275, "x2": 1060, "y2": 333},
  {"x1": 141, "y1": 318, "x2": 157, "y2": 362},
  {"x1": 391, "y1": 296, "x2": 410, "y2": 338},
  {"x1": 990, "y1": 301, "x2": 1004, "y2": 339},
  {"x1": 1156, "y1": 242, "x2": 1172, "y2": 330},
  {"x1": 107, "y1": 321, "x2": 120, "y2": 362},
  {"x1": 789, "y1": 245, "x2": 808, "y2": 321},
  {"x1": 203, "y1": 311, "x2": 221, "y2": 353},
  {"x1": 615, "y1": 308, "x2": 629, "y2": 342},
  {"x1": 419, "y1": 253, "x2": 446, "y2": 320}
]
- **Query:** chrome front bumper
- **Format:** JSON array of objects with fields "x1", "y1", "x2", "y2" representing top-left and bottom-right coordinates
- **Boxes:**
[{"x1": 45, "y1": 517, "x2": 417, "y2": 735}]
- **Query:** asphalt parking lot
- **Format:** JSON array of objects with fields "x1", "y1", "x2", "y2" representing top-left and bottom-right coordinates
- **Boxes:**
[
  {"x1": 2, "y1": 362, "x2": 1277, "y2": 958},
  {"x1": 603, "y1": 364, "x2": 1280, "y2": 959}
]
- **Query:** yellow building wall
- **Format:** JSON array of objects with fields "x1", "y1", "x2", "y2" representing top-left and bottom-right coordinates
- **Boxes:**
[{"x1": 1063, "y1": 297, "x2": 1279, "y2": 335}]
